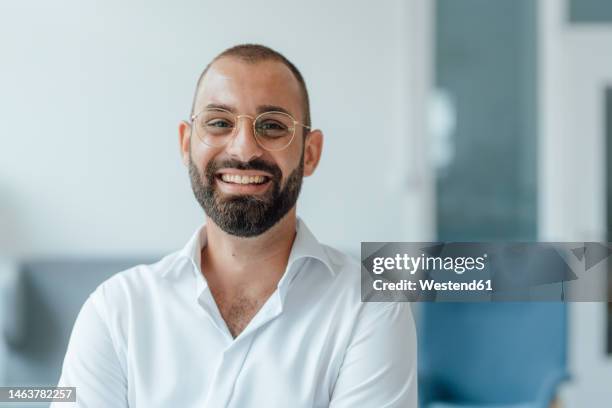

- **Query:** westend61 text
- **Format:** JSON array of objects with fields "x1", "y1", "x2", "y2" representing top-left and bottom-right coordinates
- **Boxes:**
[{"x1": 373, "y1": 279, "x2": 493, "y2": 292}]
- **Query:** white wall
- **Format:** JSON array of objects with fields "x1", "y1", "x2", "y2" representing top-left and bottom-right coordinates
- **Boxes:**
[
  {"x1": 539, "y1": 0, "x2": 612, "y2": 406},
  {"x1": 0, "y1": 0, "x2": 434, "y2": 258}
]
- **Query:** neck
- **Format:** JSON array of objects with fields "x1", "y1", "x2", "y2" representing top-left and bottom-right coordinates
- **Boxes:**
[{"x1": 201, "y1": 209, "x2": 298, "y2": 285}]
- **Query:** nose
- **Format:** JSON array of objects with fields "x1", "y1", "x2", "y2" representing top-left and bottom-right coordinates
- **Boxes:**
[{"x1": 224, "y1": 115, "x2": 263, "y2": 162}]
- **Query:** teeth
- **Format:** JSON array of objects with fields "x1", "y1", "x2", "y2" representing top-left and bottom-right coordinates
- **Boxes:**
[{"x1": 220, "y1": 174, "x2": 267, "y2": 184}]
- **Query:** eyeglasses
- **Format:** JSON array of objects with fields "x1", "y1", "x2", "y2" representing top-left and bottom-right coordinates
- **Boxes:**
[{"x1": 190, "y1": 108, "x2": 310, "y2": 151}]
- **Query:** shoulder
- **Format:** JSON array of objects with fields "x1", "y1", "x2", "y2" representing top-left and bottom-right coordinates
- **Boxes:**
[
  {"x1": 318, "y1": 243, "x2": 416, "y2": 333},
  {"x1": 318, "y1": 243, "x2": 360, "y2": 294},
  {"x1": 88, "y1": 250, "x2": 184, "y2": 316}
]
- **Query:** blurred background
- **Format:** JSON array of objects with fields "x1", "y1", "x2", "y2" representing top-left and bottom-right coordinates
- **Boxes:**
[{"x1": 1, "y1": 0, "x2": 611, "y2": 406}]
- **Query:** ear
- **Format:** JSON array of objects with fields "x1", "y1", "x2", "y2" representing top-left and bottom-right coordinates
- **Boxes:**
[
  {"x1": 178, "y1": 120, "x2": 192, "y2": 166},
  {"x1": 303, "y1": 129, "x2": 323, "y2": 177}
]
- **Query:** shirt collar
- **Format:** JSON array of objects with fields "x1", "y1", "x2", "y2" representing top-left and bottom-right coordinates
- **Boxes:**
[
  {"x1": 285, "y1": 217, "x2": 336, "y2": 278},
  {"x1": 162, "y1": 217, "x2": 337, "y2": 281}
]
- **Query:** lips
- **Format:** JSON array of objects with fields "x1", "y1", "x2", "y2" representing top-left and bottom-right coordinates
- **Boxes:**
[
  {"x1": 206, "y1": 159, "x2": 280, "y2": 196},
  {"x1": 213, "y1": 169, "x2": 274, "y2": 195}
]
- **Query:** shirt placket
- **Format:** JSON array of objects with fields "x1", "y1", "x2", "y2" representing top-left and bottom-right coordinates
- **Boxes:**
[
  {"x1": 202, "y1": 333, "x2": 257, "y2": 407},
  {"x1": 198, "y1": 288, "x2": 284, "y2": 407}
]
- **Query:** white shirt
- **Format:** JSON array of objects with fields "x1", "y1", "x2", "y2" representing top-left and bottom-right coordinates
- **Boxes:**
[{"x1": 54, "y1": 218, "x2": 417, "y2": 407}]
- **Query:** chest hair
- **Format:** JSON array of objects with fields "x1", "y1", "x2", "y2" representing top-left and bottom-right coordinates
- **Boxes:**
[{"x1": 210, "y1": 288, "x2": 271, "y2": 338}]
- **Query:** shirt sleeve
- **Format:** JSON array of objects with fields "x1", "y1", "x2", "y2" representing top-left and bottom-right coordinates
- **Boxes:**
[
  {"x1": 51, "y1": 293, "x2": 128, "y2": 408},
  {"x1": 329, "y1": 302, "x2": 417, "y2": 408}
]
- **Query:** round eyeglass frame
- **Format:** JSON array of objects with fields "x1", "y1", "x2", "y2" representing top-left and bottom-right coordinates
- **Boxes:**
[{"x1": 190, "y1": 108, "x2": 310, "y2": 152}]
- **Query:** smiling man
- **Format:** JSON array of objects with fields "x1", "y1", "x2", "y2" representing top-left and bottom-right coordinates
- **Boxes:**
[{"x1": 54, "y1": 44, "x2": 417, "y2": 407}]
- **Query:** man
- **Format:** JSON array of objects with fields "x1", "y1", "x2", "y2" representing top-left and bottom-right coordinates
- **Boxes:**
[{"x1": 54, "y1": 44, "x2": 417, "y2": 407}]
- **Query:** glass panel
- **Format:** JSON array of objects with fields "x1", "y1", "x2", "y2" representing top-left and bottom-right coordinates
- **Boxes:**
[
  {"x1": 606, "y1": 88, "x2": 612, "y2": 354},
  {"x1": 434, "y1": 0, "x2": 537, "y2": 241},
  {"x1": 569, "y1": 0, "x2": 612, "y2": 23}
]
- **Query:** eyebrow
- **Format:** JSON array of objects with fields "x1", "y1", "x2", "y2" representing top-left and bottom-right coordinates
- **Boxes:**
[
  {"x1": 256, "y1": 105, "x2": 292, "y2": 116},
  {"x1": 204, "y1": 103, "x2": 293, "y2": 116},
  {"x1": 205, "y1": 103, "x2": 236, "y2": 113}
]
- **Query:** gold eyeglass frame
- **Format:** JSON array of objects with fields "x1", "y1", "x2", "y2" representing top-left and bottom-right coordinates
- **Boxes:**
[{"x1": 190, "y1": 108, "x2": 310, "y2": 152}]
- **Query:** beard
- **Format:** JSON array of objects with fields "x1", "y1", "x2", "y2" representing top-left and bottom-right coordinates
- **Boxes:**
[{"x1": 188, "y1": 151, "x2": 304, "y2": 238}]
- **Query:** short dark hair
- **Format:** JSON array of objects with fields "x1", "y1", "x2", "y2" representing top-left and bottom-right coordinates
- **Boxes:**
[{"x1": 190, "y1": 44, "x2": 311, "y2": 130}]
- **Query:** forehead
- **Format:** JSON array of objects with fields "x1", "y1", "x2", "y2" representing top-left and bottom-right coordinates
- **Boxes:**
[{"x1": 194, "y1": 57, "x2": 303, "y2": 116}]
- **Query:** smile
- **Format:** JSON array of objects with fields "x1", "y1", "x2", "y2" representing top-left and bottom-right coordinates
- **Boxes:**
[{"x1": 219, "y1": 174, "x2": 269, "y2": 185}]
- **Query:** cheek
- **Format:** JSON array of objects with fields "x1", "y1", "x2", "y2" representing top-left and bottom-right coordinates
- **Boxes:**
[
  {"x1": 190, "y1": 143, "x2": 221, "y2": 169},
  {"x1": 277, "y1": 152, "x2": 304, "y2": 182},
  {"x1": 286, "y1": 136, "x2": 305, "y2": 163}
]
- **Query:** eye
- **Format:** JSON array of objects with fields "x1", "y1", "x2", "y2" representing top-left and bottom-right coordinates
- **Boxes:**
[
  {"x1": 258, "y1": 120, "x2": 286, "y2": 130},
  {"x1": 206, "y1": 119, "x2": 232, "y2": 128},
  {"x1": 256, "y1": 120, "x2": 290, "y2": 139},
  {"x1": 256, "y1": 120, "x2": 289, "y2": 133}
]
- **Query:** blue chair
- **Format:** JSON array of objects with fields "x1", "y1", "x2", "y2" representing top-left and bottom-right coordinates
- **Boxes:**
[{"x1": 418, "y1": 303, "x2": 569, "y2": 408}]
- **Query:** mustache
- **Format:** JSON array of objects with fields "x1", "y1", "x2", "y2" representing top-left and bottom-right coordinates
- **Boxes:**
[{"x1": 205, "y1": 158, "x2": 282, "y2": 180}]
